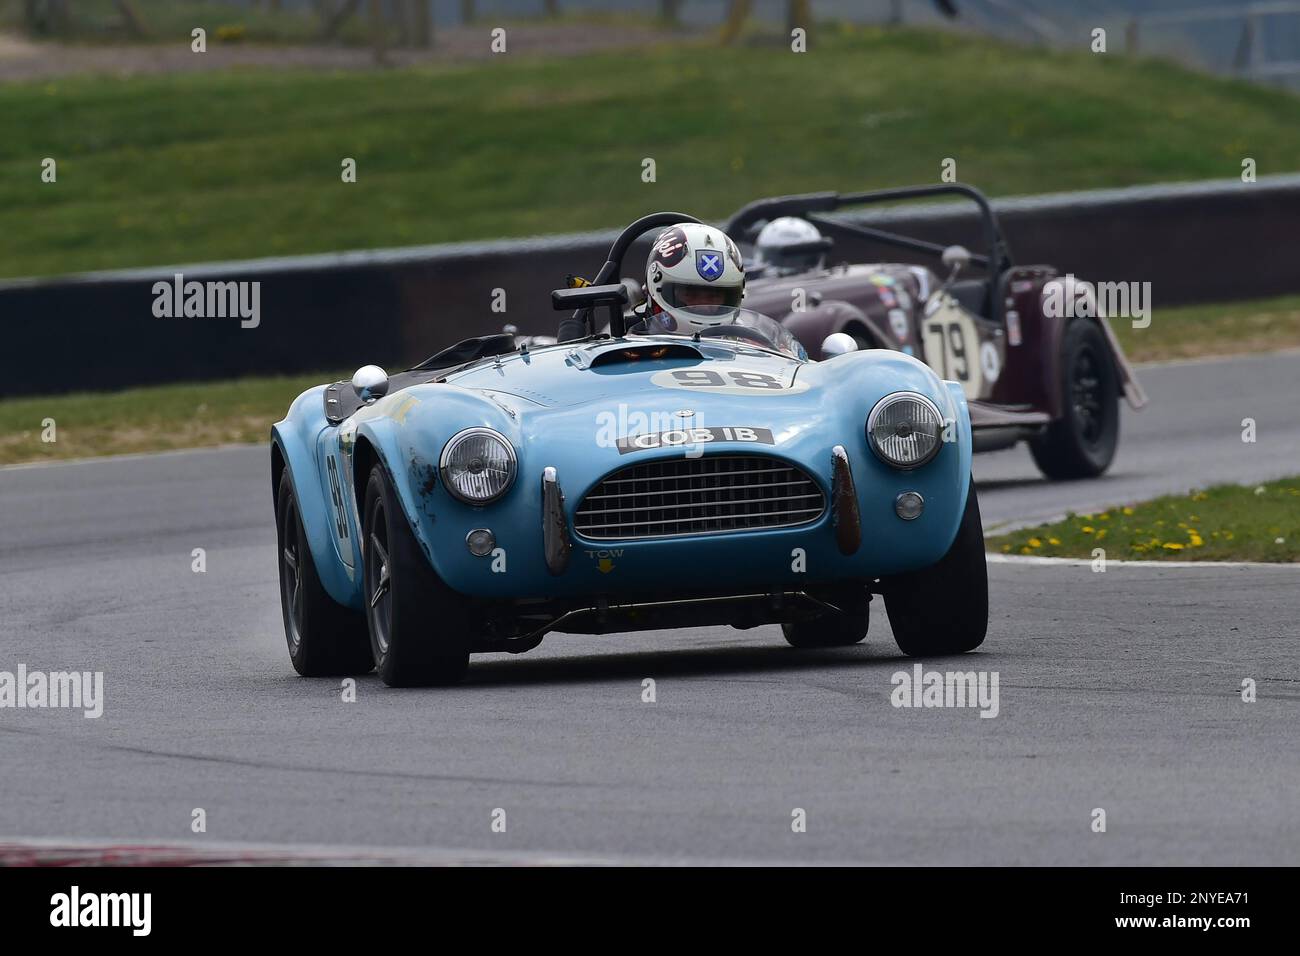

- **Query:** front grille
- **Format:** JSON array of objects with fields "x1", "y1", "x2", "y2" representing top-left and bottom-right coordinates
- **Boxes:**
[{"x1": 574, "y1": 455, "x2": 826, "y2": 540}]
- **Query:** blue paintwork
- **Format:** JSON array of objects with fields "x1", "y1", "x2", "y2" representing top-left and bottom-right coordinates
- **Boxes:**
[{"x1": 271, "y1": 336, "x2": 971, "y2": 610}]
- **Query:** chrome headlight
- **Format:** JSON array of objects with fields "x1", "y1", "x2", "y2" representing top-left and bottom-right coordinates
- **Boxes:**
[
  {"x1": 867, "y1": 392, "x2": 944, "y2": 469},
  {"x1": 439, "y1": 428, "x2": 517, "y2": 504}
]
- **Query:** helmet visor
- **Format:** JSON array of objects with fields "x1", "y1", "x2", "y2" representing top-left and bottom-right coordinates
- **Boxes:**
[{"x1": 661, "y1": 280, "x2": 743, "y2": 316}]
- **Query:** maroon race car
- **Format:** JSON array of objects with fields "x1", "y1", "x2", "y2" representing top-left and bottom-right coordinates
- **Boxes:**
[{"x1": 727, "y1": 184, "x2": 1147, "y2": 480}]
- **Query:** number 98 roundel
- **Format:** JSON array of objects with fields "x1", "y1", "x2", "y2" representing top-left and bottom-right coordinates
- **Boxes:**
[{"x1": 649, "y1": 367, "x2": 810, "y2": 395}]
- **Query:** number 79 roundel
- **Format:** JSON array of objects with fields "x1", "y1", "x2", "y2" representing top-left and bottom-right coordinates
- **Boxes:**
[{"x1": 920, "y1": 296, "x2": 1002, "y2": 401}]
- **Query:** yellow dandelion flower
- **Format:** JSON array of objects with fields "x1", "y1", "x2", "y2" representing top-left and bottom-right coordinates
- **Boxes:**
[
  {"x1": 1163, "y1": 542, "x2": 1185, "y2": 551},
  {"x1": 1048, "y1": 537, "x2": 1061, "y2": 546},
  {"x1": 1081, "y1": 526, "x2": 1095, "y2": 534},
  {"x1": 1028, "y1": 537, "x2": 1042, "y2": 548},
  {"x1": 1122, "y1": 507, "x2": 1135, "y2": 515}
]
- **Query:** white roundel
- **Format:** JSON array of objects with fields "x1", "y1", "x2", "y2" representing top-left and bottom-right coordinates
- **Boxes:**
[
  {"x1": 646, "y1": 222, "x2": 746, "y2": 335},
  {"x1": 980, "y1": 341, "x2": 1001, "y2": 383}
]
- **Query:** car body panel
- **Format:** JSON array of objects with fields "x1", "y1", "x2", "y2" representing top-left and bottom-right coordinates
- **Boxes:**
[
  {"x1": 273, "y1": 337, "x2": 971, "y2": 610},
  {"x1": 744, "y1": 262, "x2": 1146, "y2": 424}
]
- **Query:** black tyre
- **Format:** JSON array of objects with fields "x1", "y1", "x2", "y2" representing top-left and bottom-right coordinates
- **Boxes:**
[
  {"x1": 276, "y1": 471, "x2": 373, "y2": 677},
  {"x1": 362, "y1": 464, "x2": 470, "y2": 687},
  {"x1": 1029, "y1": 320, "x2": 1120, "y2": 480},
  {"x1": 781, "y1": 597, "x2": 869, "y2": 648},
  {"x1": 883, "y1": 480, "x2": 988, "y2": 657}
]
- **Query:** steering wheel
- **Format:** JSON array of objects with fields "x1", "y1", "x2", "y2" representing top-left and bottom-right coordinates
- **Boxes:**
[{"x1": 573, "y1": 212, "x2": 704, "y2": 337}]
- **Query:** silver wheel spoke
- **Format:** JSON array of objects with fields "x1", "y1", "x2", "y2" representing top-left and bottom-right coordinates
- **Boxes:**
[
  {"x1": 369, "y1": 572, "x2": 389, "y2": 609},
  {"x1": 283, "y1": 547, "x2": 298, "y2": 573},
  {"x1": 370, "y1": 533, "x2": 388, "y2": 569}
]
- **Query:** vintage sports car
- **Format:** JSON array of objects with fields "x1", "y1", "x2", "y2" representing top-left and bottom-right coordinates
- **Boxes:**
[
  {"x1": 726, "y1": 184, "x2": 1148, "y2": 480},
  {"x1": 271, "y1": 213, "x2": 987, "y2": 687}
]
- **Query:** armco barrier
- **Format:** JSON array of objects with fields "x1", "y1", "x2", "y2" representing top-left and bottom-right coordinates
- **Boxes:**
[{"x1": 2, "y1": 174, "x2": 1298, "y2": 398}]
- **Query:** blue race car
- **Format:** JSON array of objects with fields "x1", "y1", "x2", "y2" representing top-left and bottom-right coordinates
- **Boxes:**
[{"x1": 271, "y1": 213, "x2": 988, "y2": 687}]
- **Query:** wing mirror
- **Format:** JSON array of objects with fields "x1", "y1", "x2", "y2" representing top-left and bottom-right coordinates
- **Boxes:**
[
  {"x1": 351, "y1": 365, "x2": 389, "y2": 404},
  {"x1": 941, "y1": 244, "x2": 971, "y2": 276},
  {"x1": 929, "y1": 245, "x2": 971, "y2": 309},
  {"x1": 820, "y1": 332, "x2": 859, "y2": 359},
  {"x1": 621, "y1": 277, "x2": 646, "y2": 309}
]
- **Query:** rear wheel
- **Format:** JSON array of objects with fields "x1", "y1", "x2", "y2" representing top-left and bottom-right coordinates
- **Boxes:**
[
  {"x1": 1030, "y1": 320, "x2": 1120, "y2": 480},
  {"x1": 276, "y1": 471, "x2": 373, "y2": 677},
  {"x1": 362, "y1": 464, "x2": 471, "y2": 687},
  {"x1": 883, "y1": 480, "x2": 987, "y2": 657}
]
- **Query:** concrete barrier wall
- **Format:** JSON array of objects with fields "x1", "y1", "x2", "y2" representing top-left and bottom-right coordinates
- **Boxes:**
[{"x1": 3, "y1": 174, "x2": 1298, "y2": 397}]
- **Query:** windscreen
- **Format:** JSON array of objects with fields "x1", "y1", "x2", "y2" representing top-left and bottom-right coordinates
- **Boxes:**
[{"x1": 637, "y1": 309, "x2": 807, "y2": 361}]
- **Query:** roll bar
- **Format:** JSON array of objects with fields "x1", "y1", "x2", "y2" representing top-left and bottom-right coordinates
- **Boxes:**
[{"x1": 725, "y1": 183, "x2": 1013, "y2": 324}]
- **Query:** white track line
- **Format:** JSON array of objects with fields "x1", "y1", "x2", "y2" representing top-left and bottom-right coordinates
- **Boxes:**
[
  {"x1": 0, "y1": 443, "x2": 258, "y2": 472},
  {"x1": 987, "y1": 553, "x2": 1299, "y2": 570},
  {"x1": 1132, "y1": 345, "x2": 1300, "y2": 371}
]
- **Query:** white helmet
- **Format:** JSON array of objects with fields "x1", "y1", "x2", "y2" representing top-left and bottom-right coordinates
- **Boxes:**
[
  {"x1": 754, "y1": 216, "x2": 830, "y2": 276},
  {"x1": 645, "y1": 222, "x2": 746, "y2": 334}
]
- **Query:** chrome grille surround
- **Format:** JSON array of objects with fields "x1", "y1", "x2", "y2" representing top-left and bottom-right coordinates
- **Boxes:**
[{"x1": 573, "y1": 454, "x2": 826, "y2": 540}]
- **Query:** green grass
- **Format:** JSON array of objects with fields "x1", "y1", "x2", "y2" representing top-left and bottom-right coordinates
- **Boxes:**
[
  {"x1": 3, "y1": 26, "x2": 1299, "y2": 279},
  {"x1": 1111, "y1": 293, "x2": 1300, "y2": 362},
  {"x1": 2, "y1": 290, "x2": 1296, "y2": 466},
  {"x1": 0, "y1": 372, "x2": 339, "y2": 465},
  {"x1": 987, "y1": 478, "x2": 1300, "y2": 563}
]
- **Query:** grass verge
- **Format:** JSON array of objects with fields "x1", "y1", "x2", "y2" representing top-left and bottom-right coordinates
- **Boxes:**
[
  {"x1": 0, "y1": 373, "x2": 337, "y2": 465},
  {"x1": 1111, "y1": 294, "x2": 1300, "y2": 363},
  {"x1": 986, "y1": 478, "x2": 1300, "y2": 563},
  {"x1": 4, "y1": 26, "x2": 1300, "y2": 278}
]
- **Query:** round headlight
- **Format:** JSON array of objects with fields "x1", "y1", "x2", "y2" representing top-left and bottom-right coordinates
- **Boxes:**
[
  {"x1": 867, "y1": 392, "x2": 944, "y2": 469},
  {"x1": 439, "y1": 428, "x2": 517, "y2": 504}
]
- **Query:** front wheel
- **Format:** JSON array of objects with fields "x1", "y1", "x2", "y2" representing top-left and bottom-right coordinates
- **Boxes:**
[
  {"x1": 362, "y1": 464, "x2": 471, "y2": 687},
  {"x1": 1030, "y1": 320, "x2": 1120, "y2": 480},
  {"x1": 782, "y1": 591, "x2": 869, "y2": 648},
  {"x1": 883, "y1": 479, "x2": 988, "y2": 656}
]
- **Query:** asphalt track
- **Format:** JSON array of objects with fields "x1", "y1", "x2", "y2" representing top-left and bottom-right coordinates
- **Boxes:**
[{"x1": 0, "y1": 351, "x2": 1296, "y2": 864}]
